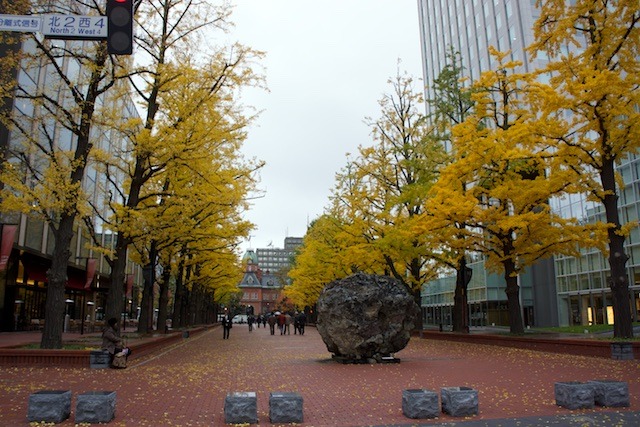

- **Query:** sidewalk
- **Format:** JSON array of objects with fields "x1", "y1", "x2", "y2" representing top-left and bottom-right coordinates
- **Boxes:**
[
  {"x1": 0, "y1": 330, "x2": 104, "y2": 348},
  {"x1": 0, "y1": 324, "x2": 638, "y2": 426},
  {"x1": 0, "y1": 325, "x2": 163, "y2": 349}
]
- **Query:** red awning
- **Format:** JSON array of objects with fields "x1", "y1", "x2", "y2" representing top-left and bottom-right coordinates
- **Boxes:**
[{"x1": 21, "y1": 252, "x2": 91, "y2": 291}]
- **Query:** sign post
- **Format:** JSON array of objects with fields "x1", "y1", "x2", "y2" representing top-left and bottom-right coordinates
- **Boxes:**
[
  {"x1": 0, "y1": 14, "x2": 108, "y2": 40},
  {"x1": 42, "y1": 14, "x2": 107, "y2": 40},
  {"x1": 0, "y1": 15, "x2": 42, "y2": 33}
]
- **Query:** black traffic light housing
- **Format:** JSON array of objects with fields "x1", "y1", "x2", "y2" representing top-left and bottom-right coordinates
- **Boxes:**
[{"x1": 106, "y1": 0, "x2": 133, "y2": 55}]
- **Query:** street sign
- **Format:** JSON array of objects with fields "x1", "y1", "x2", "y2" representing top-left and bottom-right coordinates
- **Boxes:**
[
  {"x1": 0, "y1": 14, "x2": 107, "y2": 40},
  {"x1": 0, "y1": 14, "x2": 41, "y2": 33},
  {"x1": 42, "y1": 14, "x2": 107, "y2": 40}
]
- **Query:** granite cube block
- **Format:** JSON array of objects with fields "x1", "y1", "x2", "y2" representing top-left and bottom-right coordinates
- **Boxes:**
[
  {"x1": 89, "y1": 350, "x2": 111, "y2": 369},
  {"x1": 402, "y1": 389, "x2": 439, "y2": 419},
  {"x1": 441, "y1": 386, "x2": 478, "y2": 417},
  {"x1": 75, "y1": 391, "x2": 116, "y2": 423},
  {"x1": 27, "y1": 390, "x2": 71, "y2": 423},
  {"x1": 588, "y1": 380, "x2": 630, "y2": 407},
  {"x1": 269, "y1": 392, "x2": 304, "y2": 423},
  {"x1": 554, "y1": 382, "x2": 594, "y2": 410},
  {"x1": 611, "y1": 342, "x2": 634, "y2": 360},
  {"x1": 224, "y1": 392, "x2": 257, "y2": 424}
]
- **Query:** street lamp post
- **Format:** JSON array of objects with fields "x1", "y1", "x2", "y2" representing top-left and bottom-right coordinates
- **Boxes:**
[
  {"x1": 83, "y1": 301, "x2": 95, "y2": 334},
  {"x1": 64, "y1": 299, "x2": 74, "y2": 332}
]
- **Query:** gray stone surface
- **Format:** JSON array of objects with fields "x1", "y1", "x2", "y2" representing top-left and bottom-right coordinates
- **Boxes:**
[
  {"x1": 441, "y1": 386, "x2": 479, "y2": 417},
  {"x1": 224, "y1": 392, "x2": 257, "y2": 424},
  {"x1": 316, "y1": 273, "x2": 420, "y2": 361},
  {"x1": 27, "y1": 390, "x2": 71, "y2": 423},
  {"x1": 89, "y1": 350, "x2": 111, "y2": 369},
  {"x1": 269, "y1": 392, "x2": 303, "y2": 423},
  {"x1": 75, "y1": 391, "x2": 116, "y2": 423},
  {"x1": 588, "y1": 380, "x2": 630, "y2": 407},
  {"x1": 611, "y1": 342, "x2": 634, "y2": 360},
  {"x1": 554, "y1": 382, "x2": 594, "y2": 410},
  {"x1": 402, "y1": 389, "x2": 439, "y2": 419}
]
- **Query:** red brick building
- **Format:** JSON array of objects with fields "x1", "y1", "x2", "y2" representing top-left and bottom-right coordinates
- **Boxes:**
[{"x1": 238, "y1": 250, "x2": 283, "y2": 315}]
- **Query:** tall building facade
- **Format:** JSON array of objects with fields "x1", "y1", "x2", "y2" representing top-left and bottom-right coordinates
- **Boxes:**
[
  {"x1": 417, "y1": 0, "x2": 640, "y2": 328},
  {"x1": 0, "y1": 35, "x2": 142, "y2": 332},
  {"x1": 237, "y1": 238, "x2": 303, "y2": 314},
  {"x1": 256, "y1": 237, "x2": 303, "y2": 273}
]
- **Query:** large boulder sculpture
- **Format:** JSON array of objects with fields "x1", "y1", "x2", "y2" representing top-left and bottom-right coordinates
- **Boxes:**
[{"x1": 316, "y1": 272, "x2": 420, "y2": 362}]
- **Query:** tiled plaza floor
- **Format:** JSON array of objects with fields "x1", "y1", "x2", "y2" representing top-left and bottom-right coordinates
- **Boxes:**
[{"x1": 0, "y1": 325, "x2": 638, "y2": 426}]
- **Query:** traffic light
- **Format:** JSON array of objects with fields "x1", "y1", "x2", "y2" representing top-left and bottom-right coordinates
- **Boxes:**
[{"x1": 106, "y1": 0, "x2": 133, "y2": 55}]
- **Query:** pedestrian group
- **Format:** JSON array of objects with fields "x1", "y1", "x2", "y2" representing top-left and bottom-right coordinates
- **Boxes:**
[{"x1": 221, "y1": 311, "x2": 307, "y2": 339}]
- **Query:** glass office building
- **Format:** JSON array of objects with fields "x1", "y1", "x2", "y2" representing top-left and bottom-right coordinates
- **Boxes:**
[
  {"x1": 0, "y1": 35, "x2": 142, "y2": 332},
  {"x1": 417, "y1": 0, "x2": 640, "y2": 327}
]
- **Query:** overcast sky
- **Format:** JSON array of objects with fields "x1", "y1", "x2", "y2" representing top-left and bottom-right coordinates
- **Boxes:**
[{"x1": 227, "y1": 1, "x2": 423, "y2": 252}]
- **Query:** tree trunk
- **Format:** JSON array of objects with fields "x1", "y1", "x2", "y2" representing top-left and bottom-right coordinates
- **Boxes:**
[
  {"x1": 137, "y1": 242, "x2": 157, "y2": 334},
  {"x1": 601, "y1": 159, "x2": 633, "y2": 338},
  {"x1": 40, "y1": 215, "x2": 74, "y2": 348},
  {"x1": 181, "y1": 287, "x2": 190, "y2": 327},
  {"x1": 188, "y1": 283, "x2": 197, "y2": 327},
  {"x1": 192, "y1": 284, "x2": 202, "y2": 325},
  {"x1": 172, "y1": 255, "x2": 186, "y2": 328},
  {"x1": 452, "y1": 259, "x2": 471, "y2": 333},
  {"x1": 503, "y1": 258, "x2": 524, "y2": 335},
  {"x1": 183, "y1": 260, "x2": 193, "y2": 326},
  {"x1": 137, "y1": 264, "x2": 153, "y2": 334},
  {"x1": 157, "y1": 267, "x2": 170, "y2": 332},
  {"x1": 105, "y1": 233, "x2": 127, "y2": 328}
]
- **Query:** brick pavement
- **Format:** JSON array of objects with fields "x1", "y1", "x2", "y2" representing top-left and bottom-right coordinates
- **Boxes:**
[{"x1": 0, "y1": 324, "x2": 638, "y2": 426}]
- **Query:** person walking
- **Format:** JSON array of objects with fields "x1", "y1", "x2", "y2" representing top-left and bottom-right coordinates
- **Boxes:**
[
  {"x1": 284, "y1": 312, "x2": 292, "y2": 335},
  {"x1": 222, "y1": 315, "x2": 232, "y2": 339},
  {"x1": 277, "y1": 312, "x2": 286, "y2": 335},
  {"x1": 267, "y1": 313, "x2": 277, "y2": 335},
  {"x1": 248, "y1": 314, "x2": 254, "y2": 332},
  {"x1": 296, "y1": 311, "x2": 307, "y2": 335}
]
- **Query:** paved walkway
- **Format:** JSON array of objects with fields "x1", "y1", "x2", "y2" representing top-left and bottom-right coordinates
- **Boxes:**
[{"x1": 0, "y1": 325, "x2": 638, "y2": 426}]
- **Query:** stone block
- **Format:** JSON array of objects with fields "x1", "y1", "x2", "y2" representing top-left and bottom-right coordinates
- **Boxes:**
[
  {"x1": 554, "y1": 382, "x2": 594, "y2": 409},
  {"x1": 269, "y1": 392, "x2": 304, "y2": 423},
  {"x1": 89, "y1": 350, "x2": 111, "y2": 369},
  {"x1": 611, "y1": 342, "x2": 634, "y2": 360},
  {"x1": 75, "y1": 391, "x2": 116, "y2": 423},
  {"x1": 441, "y1": 386, "x2": 478, "y2": 417},
  {"x1": 27, "y1": 390, "x2": 71, "y2": 423},
  {"x1": 224, "y1": 392, "x2": 257, "y2": 424},
  {"x1": 588, "y1": 380, "x2": 630, "y2": 407},
  {"x1": 402, "y1": 389, "x2": 439, "y2": 419}
]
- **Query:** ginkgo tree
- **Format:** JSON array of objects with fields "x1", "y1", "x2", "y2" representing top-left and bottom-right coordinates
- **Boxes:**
[
  {"x1": 426, "y1": 50, "x2": 475, "y2": 333},
  {"x1": 288, "y1": 72, "x2": 445, "y2": 308},
  {"x1": 356, "y1": 72, "x2": 446, "y2": 305},
  {"x1": 528, "y1": 0, "x2": 640, "y2": 338},
  {"x1": 286, "y1": 215, "x2": 355, "y2": 308},
  {"x1": 131, "y1": 58, "x2": 259, "y2": 332},
  {"x1": 430, "y1": 50, "x2": 606, "y2": 334},
  {"x1": 92, "y1": 0, "x2": 264, "y2": 328}
]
